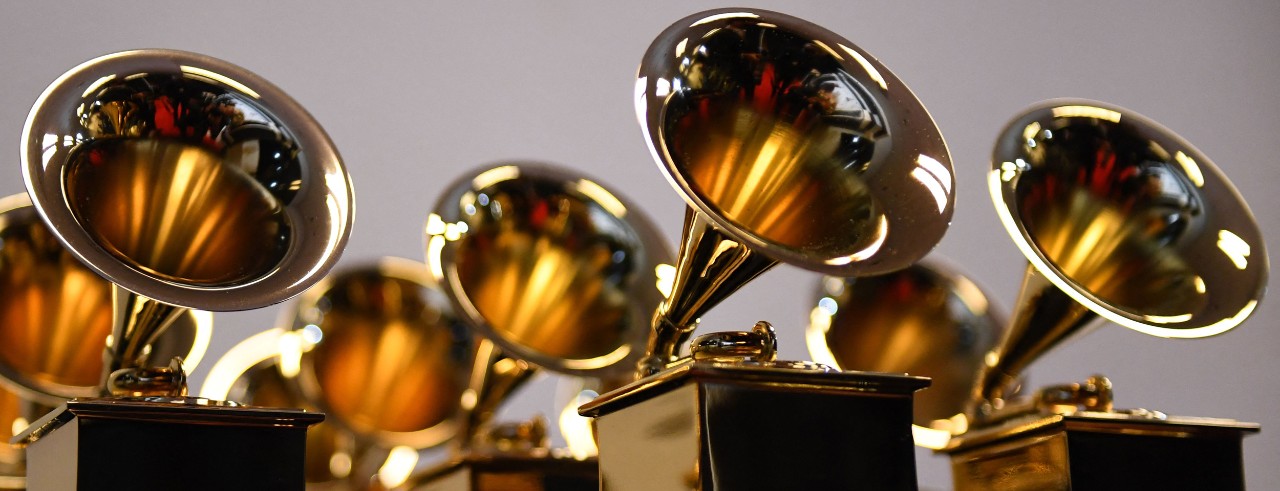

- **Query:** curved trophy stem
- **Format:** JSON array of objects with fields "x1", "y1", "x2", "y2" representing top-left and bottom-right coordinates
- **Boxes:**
[
  {"x1": 973, "y1": 265, "x2": 1099, "y2": 413},
  {"x1": 456, "y1": 338, "x2": 538, "y2": 454},
  {"x1": 639, "y1": 209, "x2": 777, "y2": 376},
  {"x1": 102, "y1": 285, "x2": 188, "y2": 397}
]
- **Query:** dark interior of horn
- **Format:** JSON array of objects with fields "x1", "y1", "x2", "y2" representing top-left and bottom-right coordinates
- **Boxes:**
[
  {"x1": 658, "y1": 22, "x2": 887, "y2": 260},
  {"x1": 434, "y1": 165, "x2": 669, "y2": 376},
  {"x1": 296, "y1": 263, "x2": 471, "y2": 442}
]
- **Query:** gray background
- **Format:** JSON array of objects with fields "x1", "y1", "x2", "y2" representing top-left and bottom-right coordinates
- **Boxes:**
[{"x1": 1, "y1": 1, "x2": 1277, "y2": 488}]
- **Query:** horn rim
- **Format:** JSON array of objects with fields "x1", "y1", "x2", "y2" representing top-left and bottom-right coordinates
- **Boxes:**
[
  {"x1": 990, "y1": 99, "x2": 1268, "y2": 338},
  {"x1": 637, "y1": 8, "x2": 955, "y2": 276},
  {"x1": 427, "y1": 163, "x2": 673, "y2": 377},
  {"x1": 20, "y1": 49, "x2": 355, "y2": 312},
  {"x1": 285, "y1": 257, "x2": 468, "y2": 450},
  {"x1": 0, "y1": 193, "x2": 212, "y2": 406}
]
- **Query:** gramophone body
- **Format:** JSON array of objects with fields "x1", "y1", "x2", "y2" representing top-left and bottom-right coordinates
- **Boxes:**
[
  {"x1": 936, "y1": 100, "x2": 1267, "y2": 490},
  {"x1": 946, "y1": 412, "x2": 1256, "y2": 491},
  {"x1": 585, "y1": 8, "x2": 955, "y2": 490},
  {"x1": 414, "y1": 163, "x2": 671, "y2": 491},
  {"x1": 14, "y1": 50, "x2": 353, "y2": 490}
]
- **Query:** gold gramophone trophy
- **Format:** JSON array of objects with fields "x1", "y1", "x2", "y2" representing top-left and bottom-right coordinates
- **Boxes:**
[
  {"x1": 201, "y1": 257, "x2": 474, "y2": 490},
  {"x1": 0, "y1": 192, "x2": 213, "y2": 490},
  {"x1": 935, "y1": 100, "x2": 1268, "y2": 490},
  {"x1": 13, "y1": 50, "x2": 354, "y2": 490},
  {"x1": 806, "y1": 259, "x2": 1008, "y2": 450},
  {"x1": 578, "y1": 8, "x2": 955, "y2": 490},
  {"x1": 414, "y1": 162, "x2": 672, "y2": 491}
]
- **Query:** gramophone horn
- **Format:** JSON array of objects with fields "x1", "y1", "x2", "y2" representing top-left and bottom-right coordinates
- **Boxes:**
[
  {"x1": 426, "y1": 163, "x2": 672, "y2": 452},
  {"x1": 0, "y1": 192, "x2": 213, "y2": 405},
  {"x1": 978, "y1": 99, "x2": 1268, "y2": 409},
  {"x1": 199, "y1": 328, "x2": 362, "y2": 489},
  {"x1": 806, "y1": 259, "x2": 1006, "y2": 446},
  {"x1": 286, "y1": 257, "x2": 473, "y2": 451},
  {"x1": 635, "y1": 8, "x2": 955, "y2": 372},
  {"x1": 21, "y1": 50, "x2": 354, "y2": 396},
  {"x1": 427, "y1": 163, "x2": 672, "y2": 378}
]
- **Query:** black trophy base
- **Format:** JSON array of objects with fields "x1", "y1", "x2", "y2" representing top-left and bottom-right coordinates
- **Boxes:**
[
  {"x1": 943, "y1": 412, "x2": 1259, "y2": 491},
  {"x1": 580, "y1": 361, "x2": 930, "y2": 491},
  {"x1": 13, "y1": 398, "x2": 323, "y2": 491},
  {"x1": 409, "y1": 453, "x2": 597, "y2": 491}
]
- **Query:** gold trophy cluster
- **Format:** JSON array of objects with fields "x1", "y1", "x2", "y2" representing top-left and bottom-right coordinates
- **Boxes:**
[{"x1": 0, "y1": 8, "x2": 1266, "y2": 491}]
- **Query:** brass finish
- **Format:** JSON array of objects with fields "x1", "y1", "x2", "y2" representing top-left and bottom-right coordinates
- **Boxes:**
[
  {"x1": 289, "y1": 258, "x2": 473, "y2": 450},
  {"x1": 428, "y1": 162, "x2": 672, "y2": 378},
  {"x1": 581, "y1": 361, "x2": 929, "y2": 491},
  {"x1": 457, "y1": 339, "x2": 536, "y2": 453},
  {"x1": 0, "y1": 193, "x2": 211, "y2": 405},
  {"x1": 417, "y1": 163, "x2": 672, "y2": 490},
  {"x1": 979, "y1": 100, "x2": 1268, "y2": 409},
  {"x1": 689, "y1": 321, "x2": 777, "y2": 364},
  {"x1": 21, "y1": 50, "x2": 353, "y2": 397},
  {"x1": 807, "y1": 260, "x2": 1006, "y2": 431},
  {"x1": 946, "y1": 412, "x2": 1258, "y2": 490},
  {"x1": 635, "y1": 8, "x2": 955, "y2": 373}
]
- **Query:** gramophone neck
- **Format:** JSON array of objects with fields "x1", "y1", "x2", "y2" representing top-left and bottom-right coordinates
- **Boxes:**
[
  {"x1": 976, "y1": 265, "x2": 1100, "y2": 407},
  {"x1": 455, "y1": 339, "x2": 538, "y2": 454},
  {"x1": 639, "y1": 209, "x2": 777, "y2": 376},
  {"x1": 102, "y1": 285, "x2": 188, "y2": 397}
]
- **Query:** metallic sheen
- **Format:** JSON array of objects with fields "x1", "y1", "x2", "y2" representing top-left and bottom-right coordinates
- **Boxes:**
[
  {"x1": 808, "y1": 260, "x2": 1005, "y2": 430},
  {"x1": 290, "y1": 258, "x2": 472, "y2": 450},
  {"x1": 20, "y1": 50, "x2": 354, "y2": 397},
  {"x1": 428, "y1": 163, "x2": 672, "y2": 378},
  {"x1": 22, "y1": 49, "x2": 353, "y2": 311},
  {"x1": 0, "y1": 193, "x2": 211, "y2": 405},
  {"x1": 635, "y1": 8, "x2": 955, "y2": 372},
  {"x1": 979, "y1": 100, "x2": 1268, "y2": 405}
]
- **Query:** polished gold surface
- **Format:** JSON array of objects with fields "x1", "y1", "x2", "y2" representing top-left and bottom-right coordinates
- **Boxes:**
[
  {"x1": 293, "y1": 258, "x2": 471, "y2": 449},
  {"x1": 979, "y1": 100, "x2": 1268, "y2": 409},
  {"x1": 0, "y1": 386, "x2": 25, "y2": 466},
  {"x1": 0, "y1": 194, "x2": 211, "y2": 403},
  {"x1": 66, "y1": 139, "x2": 290, "y2": 286},
  {"x1": 429, "y1": 163, "x2": 671, "y2": 376},
  {"x1": 453, "y1": 229, "x2": 628, "y2": 363},
  {"x1": 20, "y1": 50, "x2": 353, "y2": 399},
  {"x1": 0, "y1": 201, "x2": 112, "y2": 390},
  {"x1": 22, "y1": 49, "x2": 353, "y2": 311},
  {"x1": 808, "y1": 261, "x2": 1005, "y2": 431},
  {"x1": 635, "y1": 9, "x2": 955, "y2": 374},
  {"x1": 673, "y1": 101, "x2": 881, "y2": 255}
]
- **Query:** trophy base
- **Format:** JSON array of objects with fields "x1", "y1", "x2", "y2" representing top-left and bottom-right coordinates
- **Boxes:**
[
  {"x1": 12, "y1": 397, "x2": 323, "y2": 491},
  {"x1": 579, "y1": 361, "x2": 930, "y2": 491},
  {"x1": 408, "y1": 453, "x2": 597, "y2": 491},
  {"x1": 942, "y1": 412, "x2": 1260, "y2": 491}
]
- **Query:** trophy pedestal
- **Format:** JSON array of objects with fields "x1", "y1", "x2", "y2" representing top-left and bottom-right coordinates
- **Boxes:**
[
  {"x1": 12, "y1": 398, "x2": 323, "y2": 491},
  {"x1": 943, "y1": 412, "x2": 1259, "y2": 491},
  {"x1": 410, "y1": 454, "x2": 597, "y2": 491},
  {"x1": 579, "y1": 361, "x2": 929, "y2": 491}
]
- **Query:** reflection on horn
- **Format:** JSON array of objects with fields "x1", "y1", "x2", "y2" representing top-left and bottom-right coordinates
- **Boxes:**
[
  {"x1": 288, "y1": 258, "x2": 473, "y2": 451},
  {"x1": 419, "y1": 162, "x2": 671, "y2": 486},
  {"x1": 0, "y1": 192, "x2": 212, "y2": 487},
  {"x1": 806, "y1": 260, "x2": 1006, "y2": 448},
  {"x1": 977, "y1": 99, "x2": 1268, "y2": 415},
  {"x1": 633, "y1": 10, "x2": 956, "y2": 374},
  {"x1": 21, "y1": 50, "x2": 354, "y2": 398}
]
